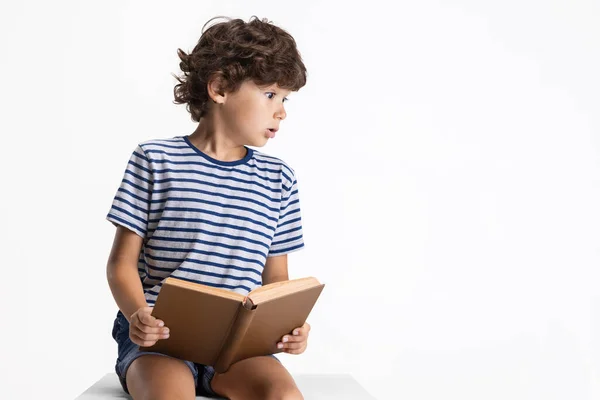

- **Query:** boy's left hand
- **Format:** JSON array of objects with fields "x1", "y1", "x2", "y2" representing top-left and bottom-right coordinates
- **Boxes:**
[{"x1": 277, "y1": 322, "x2": 310, "y2": 354}]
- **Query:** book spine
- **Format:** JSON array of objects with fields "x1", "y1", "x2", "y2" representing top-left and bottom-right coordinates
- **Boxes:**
[{"x1": 213, "y1": 303, "x2": 255, "y2": 373}]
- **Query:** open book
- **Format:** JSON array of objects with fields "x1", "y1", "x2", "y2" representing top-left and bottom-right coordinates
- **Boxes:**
[{"x1": 141, "y1": 276, "x2": 325, "y2": 373}]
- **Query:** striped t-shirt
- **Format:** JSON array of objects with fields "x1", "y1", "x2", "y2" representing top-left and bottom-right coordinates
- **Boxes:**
[{"x1": 106, "y1": 135, "x2": 305, "y2": 305}]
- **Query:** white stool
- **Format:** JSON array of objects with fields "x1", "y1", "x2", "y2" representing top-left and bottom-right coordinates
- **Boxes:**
[{"x1": 75, "y1": 373, "x2": 377, "y2": 399}]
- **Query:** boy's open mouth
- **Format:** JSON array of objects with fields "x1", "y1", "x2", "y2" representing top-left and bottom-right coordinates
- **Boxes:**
[{"x1": 266, "y1": 128, "x2": 277, "y2": 138}]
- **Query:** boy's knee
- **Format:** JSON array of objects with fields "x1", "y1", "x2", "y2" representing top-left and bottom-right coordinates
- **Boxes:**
[{"x1": 265, "y1": 386, "x2": 304, "y2": 400}]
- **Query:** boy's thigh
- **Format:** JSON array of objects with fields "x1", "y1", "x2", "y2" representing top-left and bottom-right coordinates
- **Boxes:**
[
  {"x1": 211, "y1": 355, "x2": 303, "y2": 400},
  {"x1": 126, "y1": 354, "x2": 196, "y2": 400}
]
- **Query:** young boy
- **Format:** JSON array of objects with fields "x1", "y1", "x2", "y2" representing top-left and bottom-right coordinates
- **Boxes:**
[{"x1": 105, "y1": 16, "x2": 309, "y2": 399}]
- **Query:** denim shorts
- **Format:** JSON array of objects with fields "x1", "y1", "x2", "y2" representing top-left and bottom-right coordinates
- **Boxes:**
[{"x1": 111, "y1": 310, "x2": 279, "y2": 397}]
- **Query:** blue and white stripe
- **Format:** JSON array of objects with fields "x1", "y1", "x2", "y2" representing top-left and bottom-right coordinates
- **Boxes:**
[{"x1": 106, "y1": 135, "x2": 304, "y2": 304}]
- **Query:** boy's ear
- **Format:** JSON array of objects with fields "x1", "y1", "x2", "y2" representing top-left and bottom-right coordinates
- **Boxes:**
[{"x1": 207, "y1": 72, "x2": 227, "y2": 104}]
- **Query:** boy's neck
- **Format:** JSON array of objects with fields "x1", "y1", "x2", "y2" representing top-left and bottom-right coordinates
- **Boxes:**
[{"x1": 188, "y1": 117, "x2": 248, "y2": 162}]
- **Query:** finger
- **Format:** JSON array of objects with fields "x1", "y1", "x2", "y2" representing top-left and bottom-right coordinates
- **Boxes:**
[
  {"x1": 130, "y1": 334, "x2": 158, "y2": 348},
  {"x1": 139, "y1": 310, "x2": 165, "y2": 328},
  {"x1": 131, "y1": 324, "x2": 170, "y2": 341},
  {"x1": 277, "y1": 334, "x2": 303, "y2": 349},
  {"x1": 281, "y1": 341, "x2": 305, "y2": 350},
  {"x1": 130, "y1": 334, "x2": 166, "y2": 348},
  {"x1": 131, "y1": 324, "x2": 169, "y2": 342},
  {"x1": 280, "y1": 334, "x2": 304, "y2": 344},
  {"x1": 129, "y1": 327, "x2": 159, "y2": 347},
  {"x1": 278, "y1": 338, "x2": 307, "y2": 350},
  {"x1": 135, "y1": 312, "x2": 168, "y2": 334},
  {"x1": 135, "y1": 319, "x2": 169, "y2": 335},
  {"x1": 285, "y1": 343, "x2": 307, "y2": 355},
  {"x1": 292, "y1": 324, "x2": 310, "y2": 336}
]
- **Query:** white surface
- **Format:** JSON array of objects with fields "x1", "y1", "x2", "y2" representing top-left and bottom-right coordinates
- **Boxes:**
[
  {"x1": 1, "y1": 1, "x2": 600, "y2": 399},
  {"x1": 74, "y1": 373, "x2": 376, "y2": 400}
]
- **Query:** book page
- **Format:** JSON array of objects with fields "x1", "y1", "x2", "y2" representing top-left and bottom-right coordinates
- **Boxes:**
[
  {"x1": 166, "y1": 277, "x2": 245, "y2": 302},
  {"x1": 247, "y1": 276, "x2": 321, "y2": 305}
]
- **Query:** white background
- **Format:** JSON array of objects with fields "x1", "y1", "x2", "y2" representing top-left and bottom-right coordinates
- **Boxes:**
[{"x1": 1, "y1": 1, "x2": 599, "y2": 399}]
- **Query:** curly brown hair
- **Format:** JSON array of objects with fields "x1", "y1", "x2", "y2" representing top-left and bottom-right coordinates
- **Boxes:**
[{"x1": 172, "y1": 16, "x2": 308, "y2": 122}]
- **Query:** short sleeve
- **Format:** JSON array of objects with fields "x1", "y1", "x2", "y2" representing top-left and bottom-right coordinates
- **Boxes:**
[
  {"x1": 268, "y1": 170, "x2": 305, "y2": 257},
  {"x1": 106, "y1": 145, "x2": 153, "y2": 239}
]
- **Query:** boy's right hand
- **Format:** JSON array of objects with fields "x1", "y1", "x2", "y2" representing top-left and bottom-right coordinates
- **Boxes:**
[{"x1": 129, "y1": 306, "x2": 170, "y2": 347}]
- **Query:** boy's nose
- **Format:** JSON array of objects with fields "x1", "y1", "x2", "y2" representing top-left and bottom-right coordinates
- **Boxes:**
[{"x1": 275, "y1": 109, "x2": 286, "y2": 121}]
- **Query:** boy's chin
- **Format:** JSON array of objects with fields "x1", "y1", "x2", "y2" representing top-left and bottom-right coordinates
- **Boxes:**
[{"x1": 248, "y1": 137, "x2": 269, "y2": 147}]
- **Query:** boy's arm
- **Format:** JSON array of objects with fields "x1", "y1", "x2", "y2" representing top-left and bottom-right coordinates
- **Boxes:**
[
  {"x1": 106, "y1": 226, "x2": 148, "y2": 322},
  {"x1": 262, "y1": 254, "x2": 289, "y2": 285}
]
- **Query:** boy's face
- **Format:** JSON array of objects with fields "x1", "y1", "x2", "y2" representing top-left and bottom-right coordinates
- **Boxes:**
[{"x1": 218, "y1": 79, "x2": 291, "y2": 147}]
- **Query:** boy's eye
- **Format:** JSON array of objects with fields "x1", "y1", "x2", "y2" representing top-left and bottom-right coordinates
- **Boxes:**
[{"x1": 266, "y1": 92, "x2": 288, "y2": 103}]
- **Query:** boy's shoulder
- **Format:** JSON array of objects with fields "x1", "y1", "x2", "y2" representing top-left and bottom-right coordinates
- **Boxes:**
[
  {"x1": 137, "y1": 136, "x2": 185, "y2": 149},
  {"x1": 252, "y1": 148, "x2": 296, "y2": 179}
]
